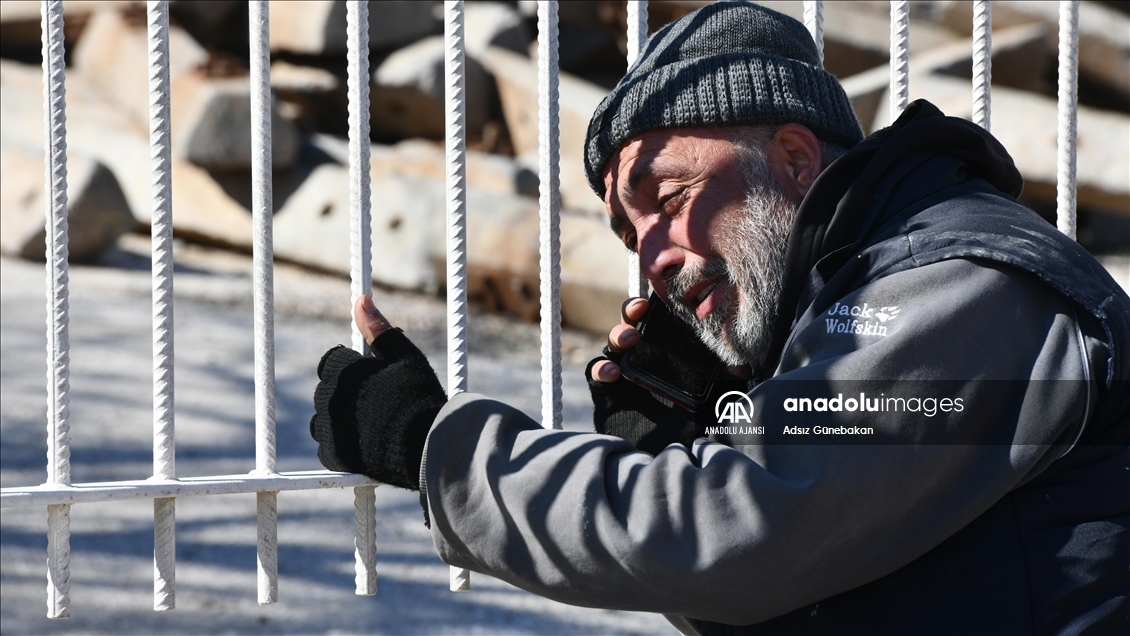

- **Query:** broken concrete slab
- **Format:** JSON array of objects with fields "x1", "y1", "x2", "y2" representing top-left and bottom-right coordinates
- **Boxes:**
[
  {"x1": 171, "y1": 71, "x2": 301, "y2": 171},
  {"x1": 371, "y1": 35, "x2": 492, "y2": 142},
  {"x1": 464, "y1": 1, "x2": 531, "y2": 58},
  {"x1": 0, "y1": 146, "x2": 136, "y2": 262},
  {"x1": 480, "y1": 46, "x2": 609, "y2": 218},
  {"x1": 2, "y1": 59, "x2": 150, "y2": 223},
  {"x1": 559, "y1": 211, "x2": 631, "y2": 333},
  {"x1": 272, "y1": 153, "x2": 630, "y2": 332},
  {"x1": 870, "y1": 73, "x2": 1129, "y2": 215},
  {"x1": 71, "y1": 8, "x2": 208, "y2": 127},
  {"x1": 936, "y1": 0, "x2": 1130, "y2": 101},
  {"x1": 0, "y1": 0, "x2": 117, "y2": 59},
  {"x1": 168, "y1": 0, "x2": 247, "y2": 56},
  {"x1": 2, "y1": 60, "x2": 257, "y2": 250},
  {"x1": 273, "y1": 162, "x2": 441, "y2": 293},
  {"x1": 271, "y1": 61, "x2": 340, "y2": 94},
  {"x1": 714, "y1": 1, "x2": 960, "y2": 79},
  {"x1": 369, "y1": 139, "x2": 538, "y2": 199},
  {"x1": 842, "y1": 24, "x2": 1050, "y2": 133},
  {"x1": 309, "y1": 136, "x2": 538, "y2": 200},
  {"x1": 268, "y1": 0, "x2": 441, "y2": 56},
  {"x1": 270, "y1": 61, "x2": 348, "y2": 136}
]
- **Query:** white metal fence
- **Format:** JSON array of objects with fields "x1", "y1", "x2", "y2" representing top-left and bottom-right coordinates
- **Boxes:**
[{"x1": 0, "y1": 0, "x2": 1082, "y2": 619}]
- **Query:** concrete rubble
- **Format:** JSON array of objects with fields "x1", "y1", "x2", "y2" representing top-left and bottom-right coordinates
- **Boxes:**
[
  {"x1": 842, "y1": 24, "x2": 1051, "y2": 134},
  {"x1": 371, "y1": 35, "x2": 493, "y2": 141},
  {"x1": 870, "y1": 73, "x2": 1130, "y2": 215},
  {"x1": 268, "y1": 0, "x2": 441, "y2": 55},
  {"x1": 171, "y1": 72, "x2": 301, "y2": 171},
  {"x1": 480, "y1": 46, "x2": 610, "y2": 218},
  {"x1": 71, "y1": 8, "x2": 209, "y2": 128},
  {"x1": 1, "y1": 1, "x2": 1126, "y2": 335},
  {"x1": 0, "y1": 146, "x2": 135, "y2": 261},
  {"x1": 935, "y1": 0, "x2": 1130, "y2": 101}
]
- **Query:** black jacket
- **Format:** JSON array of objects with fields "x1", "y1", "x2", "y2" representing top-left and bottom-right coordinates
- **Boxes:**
[
  {"x1": 714, "y1": 100, "x2": 1130, "y2": 634},
  {"x1": 417, "y1": 101, "x2": 1128, "y2": 634}
]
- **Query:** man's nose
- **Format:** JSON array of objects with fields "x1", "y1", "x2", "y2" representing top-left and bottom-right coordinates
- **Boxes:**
[{"x1": 637, "y1": 223, "x2": 682, "y2": 283}]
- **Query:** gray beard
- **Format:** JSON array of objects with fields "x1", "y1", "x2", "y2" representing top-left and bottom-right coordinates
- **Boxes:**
[{"x1": 665, "y1": 181, "x2": 796, "y2": 369}]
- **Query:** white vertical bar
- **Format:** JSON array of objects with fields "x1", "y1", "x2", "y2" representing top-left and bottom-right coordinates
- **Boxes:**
[
  {"x1": 538, "y1": 0, "x2": 562, "y2": 431},
  {"x1": 249, "y1": 0, "x2": 279, "y2": 605},
  {"x1": 348, "y1": 0, "x2": 372, "y2": 356},
  {"x1": 444, "y1": 1, "x2": 469, "y2": 405},
  {"x1": 153, "y1": 496, "x2": 175, "y2": 610},
  {"x1": 889, "y1": 1, "x2": 910, "y2": 122},
  {"x1": 147, "y1": 0, "x2": 176, "y2": 613},
  {"x1": 803, "y1": 0, "x2": 824, "y2": 66},
  {"x1": 41, "y1": 0, "x2": 71, "y2": 617},
  {"x1": 1056, "y1": 0, "x2": 1079, "y2": 240},
  {"x1": 972, "y1": 1, "x2": 992, "y2": 131},
  {"x1": 346, "y1": 0, "x2": 378, "y2": 595},
  {"x1": 46, "y1": 504, "x2": 70, "y2": 618},
  {"x1": 353, "y1": 486, "x2": 378, "y2": 595},
  {"x1": 255, "y1": 490, "x2": 278, "y2": 604},
  {"x1": 250, "y1": 0, "x2": 277, "y2": 479},
  {"x1": 444, "y1": 0, "x2": 471, "y2": 592},
  {"x1": 626, "y1": 0, "x2": 648, "y2": 299}
]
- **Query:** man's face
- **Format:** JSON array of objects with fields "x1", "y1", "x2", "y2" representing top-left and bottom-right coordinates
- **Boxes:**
[{"x1": 603, "y1": 128, "x2": 798, "y2": 367}]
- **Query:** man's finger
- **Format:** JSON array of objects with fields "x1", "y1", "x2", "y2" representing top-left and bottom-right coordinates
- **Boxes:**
[
  {"x1": 606, "y1": 323, "x2": 640, "y2": 352},
  {"x1": 353, "y1": 295, "x2": 394, "y2": 345},
  {"x1": 620, "y1": 297, "x2": 649, "y2": 325},
  {"x1": 590, "y1": 359, "x2": 621, "y2": 383}
]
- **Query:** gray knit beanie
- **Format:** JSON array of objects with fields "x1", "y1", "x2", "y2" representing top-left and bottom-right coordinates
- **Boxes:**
[{"x1": 584, "y1": 1, "x2": 863, "y2": 198}]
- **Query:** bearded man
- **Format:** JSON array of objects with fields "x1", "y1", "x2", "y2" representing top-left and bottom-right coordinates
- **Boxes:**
[{"x1": 310, "y1": 2, "x2": 1129, "y2": 633}]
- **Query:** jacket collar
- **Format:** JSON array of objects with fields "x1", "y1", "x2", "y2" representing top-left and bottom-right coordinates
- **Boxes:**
[{"x1": 757, "y1": 100, "x2": 1023, "y2": 377}]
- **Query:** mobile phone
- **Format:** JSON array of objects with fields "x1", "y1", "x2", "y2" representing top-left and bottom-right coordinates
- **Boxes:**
[{"x1": 617, "y1": 293, "x2": 725, "y2": 413}]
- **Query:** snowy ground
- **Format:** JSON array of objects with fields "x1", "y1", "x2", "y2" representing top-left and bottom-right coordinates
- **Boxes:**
[{"x1": 1, "y1": 235, "x2": 675, "y2": 635}]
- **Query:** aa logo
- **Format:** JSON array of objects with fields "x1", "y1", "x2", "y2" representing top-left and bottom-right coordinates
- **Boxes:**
[{"x1": 715, "y1": 391, "x2": 754, "y2": 424}]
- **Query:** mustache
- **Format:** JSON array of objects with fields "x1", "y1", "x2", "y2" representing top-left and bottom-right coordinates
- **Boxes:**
[{"x1": 665, "y1": 257, "x2": 730, "y2": 317}]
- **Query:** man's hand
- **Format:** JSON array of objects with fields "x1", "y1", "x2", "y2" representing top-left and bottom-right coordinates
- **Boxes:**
[
  {"x1": 589, "y1": 297, "x2": 649, "y2": 383},
  {"x1": 310, "y1": 295, "x2": 446, "y2": 491},
  {"x1": 354, "y1": 294, "x2": 393, "y2": 345},
  {"x1": 587, "y1": 297, "x2": 707, "y2": 455}
]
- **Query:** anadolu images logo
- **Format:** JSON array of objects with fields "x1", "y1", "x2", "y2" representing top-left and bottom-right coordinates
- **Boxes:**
[{"x1": 715, "y1": 391, "x2": 755, "y2": 424}]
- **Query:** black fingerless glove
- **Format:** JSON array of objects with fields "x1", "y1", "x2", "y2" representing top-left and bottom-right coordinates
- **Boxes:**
[
  {"x1": 310, "y1": 329, "x2": 446, "y2": 491},
  {"x1": 586, "y1": 350, "x2": 748, "y2": 456}
]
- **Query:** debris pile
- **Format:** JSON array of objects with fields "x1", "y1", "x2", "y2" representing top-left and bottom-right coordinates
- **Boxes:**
[{"x1": 2, "y1": 1, "x2": 1126, "y2": 332}]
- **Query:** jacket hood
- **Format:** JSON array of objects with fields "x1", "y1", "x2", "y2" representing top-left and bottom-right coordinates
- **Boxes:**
[{"x1": 760, "y1": 99, "x2": 1024, "y2": 376}]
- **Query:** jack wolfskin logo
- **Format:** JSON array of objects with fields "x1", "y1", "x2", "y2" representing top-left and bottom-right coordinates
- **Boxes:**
[
  {"x1": 824, "y1": 303, "x2": 901, "y2": 337},
  {"x1": 874, "y1": 307, "x2": 900, "y2": 323}
]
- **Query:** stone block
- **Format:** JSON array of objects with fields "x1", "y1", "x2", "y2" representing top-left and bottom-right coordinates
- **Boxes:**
[
  {"x1": 559, "y1": 210, "x2": 631, "y2": 334},
  {"x1": 842, "y1": 24, "x2": 1049, "y2": 133},
  {"x1": 937, "y1": 0, "x2": 1130, "y2": 100},
  {"x1": 366, "y1": 139, "x2": 538, "y2": 199},
  {"x1": 268, "y1": 0, "x2": 440, "y2": 56},
  {"x1": 2, "y1": 59, "x2": 259, "y2": 250},
  {"x1": 371, "y1": 35, "x2": 492, "y2": 141},
  {"x1": 171, "y1": 71, "x2": 301, "y2": 171},
  {"x1": 272, "y1": 149, "x2": 629, "y2": 331},
  {"x1": 71, "y1": 8, "x2": 208, "y2": 126},
  {"x1": 1, "y1": 147, "x2": 136, "y2": 262},
  {"x1": 724, "y1": 1, "x2": 959, "y2": 79},
  {"x1": 2, "y1": 59, "x2": 151, "y2": 225},
  {"x1": 0, "y1": 1, "x2": 102, "y2": 61},
  {"x1": 480, "y1": 46, "x2": 609, "y2": 217},
  {"x1": 271, "y1": 61, "x2": 348, "y2": 136},
  {"x1": 168, "y1": 0, "x2": 247, "y2": 55},
  {"x1": 870, "y1": 73, "x2": 1129, "y2": 215},
  {"x1": 464, "y1": 1, "x2": 531, "y2": 57}
]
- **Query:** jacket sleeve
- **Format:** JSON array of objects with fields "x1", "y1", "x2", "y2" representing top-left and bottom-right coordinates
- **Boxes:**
[{"x1": 419, "y1": 258, "x2": 1091, "y2": 626}]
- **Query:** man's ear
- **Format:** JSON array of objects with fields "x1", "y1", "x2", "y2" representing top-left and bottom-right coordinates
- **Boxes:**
[{"x1": 768, "y1": 124, "x2": 823, "y2": 202}]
